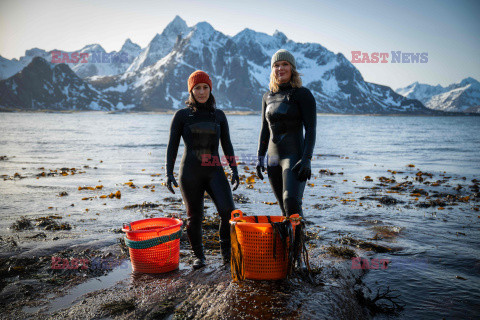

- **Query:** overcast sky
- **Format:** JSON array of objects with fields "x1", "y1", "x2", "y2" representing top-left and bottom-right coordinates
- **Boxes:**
[{"x1": 0, "y1": 0, "x2": 478, "y2": 89}]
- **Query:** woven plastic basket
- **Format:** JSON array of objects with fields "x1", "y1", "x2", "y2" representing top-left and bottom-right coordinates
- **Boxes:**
[
  {"x1": 230, "y1": 210, "x2": 299, "y2": 280},
  {"x1": 122, "y1": 217, "x2": 183, "y2": 273}
]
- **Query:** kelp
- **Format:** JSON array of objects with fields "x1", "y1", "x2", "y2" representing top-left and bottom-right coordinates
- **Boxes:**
[
  {"x1": 291, "y1": 221, "x2": 315, "y2": 284},
  {"x1": 230, "y1": 221, "x2": 244, "y2": 281},
  {"x1": 270, "y1": 219, "x2": 293, "y2": 262}
]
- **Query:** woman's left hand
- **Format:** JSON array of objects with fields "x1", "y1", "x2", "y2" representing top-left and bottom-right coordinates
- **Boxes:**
[
  {"x1": 231, "y1": 171, "x2": 240, "y2": 191},
  {"x1": 292, "y1": 158, "x2": 311, "y2": 181}
]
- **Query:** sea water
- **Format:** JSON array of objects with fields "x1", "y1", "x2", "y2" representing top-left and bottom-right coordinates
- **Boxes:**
[{"x1": 0, "y1": 112, "x2": 479, "y2": 318}]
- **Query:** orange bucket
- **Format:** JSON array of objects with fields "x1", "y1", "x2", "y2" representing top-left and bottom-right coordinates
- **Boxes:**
[
  {"x1": 230, "y1": 210, "x2": 299, "y2": 280},
  {"x1": 122, "y1": 217, "x2": 183, "y2": 273}
]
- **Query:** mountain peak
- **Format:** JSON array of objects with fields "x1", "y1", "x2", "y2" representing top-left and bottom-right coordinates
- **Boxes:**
[
  {"x1": 234, "y1": 28, "x2": 258, "y2": 40},
  {"x1": 162, "y1": 15, "x2": 188, "y2": 38},
  {"x1": 79, "y1": 43, "x2": 106, "y2": 53},
  {"x1": 171, "y1": 15, "x2": 186, "y2": 25},
  {"x1": 460, "y1": 77, "x2": 479, "y2": 86},
  {"x1": 25, "y1": 48, "x2": 47, "y2": 57},
  {"x1": 121, "y1": 38, "x2": 140, "y2": 50},
  {"x1": 273, "y1": 30, "x2": 287, "y2": 41},
  {"x1": 239, "y1": 28, "x2": 255, "y2": 34},
  {"x1": 194, "y1": 21, "x2": 215, "y2": 33}
]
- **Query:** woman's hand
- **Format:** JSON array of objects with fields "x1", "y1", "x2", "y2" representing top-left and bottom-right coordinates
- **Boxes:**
[
  {"x1": 166, "y1": 174, "x2": 179, "y2": 194},
  {"x1": 292, "y1": 158, "x2": 311, "y2": 181},
  {"x1": 256, "y1": 157, "x2": 265, "y2": 180},
  {"x1": 231, "y1": 170, "x2": 240, "y2": 191}
]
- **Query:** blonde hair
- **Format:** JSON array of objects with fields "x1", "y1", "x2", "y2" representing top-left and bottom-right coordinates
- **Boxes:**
[{"x1": 269, "y1": 63, "x2": 302, "y2": 93}]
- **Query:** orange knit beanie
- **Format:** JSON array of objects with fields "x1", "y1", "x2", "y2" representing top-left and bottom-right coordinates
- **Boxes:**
[{"x1": 188, "y1": 70, "x2": 212, "y2": 92}]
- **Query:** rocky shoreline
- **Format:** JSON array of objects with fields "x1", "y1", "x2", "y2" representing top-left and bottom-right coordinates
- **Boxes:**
[{"x1": 1, "y1": 211, "x2": 408, "y2": 320}]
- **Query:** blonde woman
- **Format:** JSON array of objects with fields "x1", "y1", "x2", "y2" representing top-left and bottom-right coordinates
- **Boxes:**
[{"x1": 256, "y1": 49, "x2": 317, "y2": 217}]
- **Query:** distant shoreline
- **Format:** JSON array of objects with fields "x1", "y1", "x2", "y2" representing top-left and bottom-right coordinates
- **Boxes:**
[{"x1": 0, "y1": 108, "x2": 478, "y2": 116}]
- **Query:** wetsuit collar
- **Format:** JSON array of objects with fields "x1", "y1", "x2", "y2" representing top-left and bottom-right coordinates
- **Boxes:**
[
  {"x1": 278, "y1": 82, "x2": 293, "y2": 91},
  {"x1": 193, "y1": 103, "x2": 213, "y2": 114},
  {"x1": 196, "y1": 102, "x2": 208, "y2": 110}
]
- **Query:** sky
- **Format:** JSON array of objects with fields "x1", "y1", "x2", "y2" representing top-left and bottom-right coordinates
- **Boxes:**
[{"x1": 0, "y1": 0, "x2": 478, "y2": 89}]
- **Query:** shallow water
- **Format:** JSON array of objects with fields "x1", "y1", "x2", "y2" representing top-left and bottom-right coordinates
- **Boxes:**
[{"x1": 1, "y1": 112, "x2": 479, "y2": 318}]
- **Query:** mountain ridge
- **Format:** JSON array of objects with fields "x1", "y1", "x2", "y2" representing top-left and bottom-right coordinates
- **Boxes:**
[
  {"x1": 396, "y1": 78, "x2": 480, "y2": 113},
  {"x1": 0, "y1": 16, "x2": 450, "y2": 114}
]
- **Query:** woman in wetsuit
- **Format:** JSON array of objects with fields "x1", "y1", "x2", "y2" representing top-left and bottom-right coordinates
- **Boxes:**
[
  {"x1": 166, "y1": 70, "x2": 240, "y2": 269},
  {"x1": 256, "y1": 49, "x2": 317, "y2": 217}
]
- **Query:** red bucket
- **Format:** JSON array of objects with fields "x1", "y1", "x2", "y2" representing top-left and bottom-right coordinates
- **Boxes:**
[{"x1": 122, "y1": 217, "x2": 183, "y2": 273}]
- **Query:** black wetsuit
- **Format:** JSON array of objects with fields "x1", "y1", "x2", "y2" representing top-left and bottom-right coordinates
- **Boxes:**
[
  {"x1": 257, "y1": 83, "x2": 317, "y2": 217},
  {"x1": 166, "y1": 107, "x2": 237, "y2": 249}
]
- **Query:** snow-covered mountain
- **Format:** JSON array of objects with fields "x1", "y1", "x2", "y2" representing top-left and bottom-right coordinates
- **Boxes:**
[
  {"x1": 396, "y1": 77, "x2": 480, "y2": 113},
  {"x1": 230, "y1": 28, "x2": 426, "y2": 113},
  {"x1": 0, "y1": 40, "x2": 142, "y2": 81},
  {"x1": 0, "y1": 55, "x2": 23, "y2": 80},
  {"x1": 87, "y1": 18, "x2": 428, "y2": 113},
  {"x1": 125, "y1": 15, "x2": 189, "y2": 73},
  {"x1": 69, "y1": 40, "x2": 141, "y2": 78},
  {"x1": 0, "y1": 48, "x2": 51, "y2": 80},
  {"x1": 0, "y1": 57, "x2": 116, "y2": 110},
  {"x1": 1, "y1": 16, "x2": 434, "y2": 113}
]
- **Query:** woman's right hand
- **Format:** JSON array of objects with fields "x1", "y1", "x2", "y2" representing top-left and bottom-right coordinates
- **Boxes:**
[
  {"x1": 166, "y1": 174, "x2": 179, "y2": 194},
  {"x1": 256, "y1": 157, "x2": 265, "y2": 180}
]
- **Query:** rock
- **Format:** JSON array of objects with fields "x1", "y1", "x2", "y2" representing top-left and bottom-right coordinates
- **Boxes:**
[
  {"x1": 378, "y1": 196, "x2": 403, "y2": 205},
  {"x1": 10, "y1": 217, "x2": 33, "y2": 231},
  {"x1": 233, "y1": 193, "x2": 250, "y2": 204}
]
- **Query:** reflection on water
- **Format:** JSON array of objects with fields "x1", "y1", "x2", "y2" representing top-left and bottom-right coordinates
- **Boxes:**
[{"x1": 23, "y1": 260, "x2": 132, "y2": 315}]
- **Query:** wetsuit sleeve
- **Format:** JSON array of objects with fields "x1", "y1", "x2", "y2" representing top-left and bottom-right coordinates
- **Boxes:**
[
  {"x1": 257, "y1": 94, "x2": 269, "y2": 157},
  {"x1": 297, "y1": 88, "x2": 317, "y2": 159},
  {"x1": 218, "y1": 110, "x2": 238, "y2": 172},
  {"x1": 165, "y1": 110, "x2": 184, "y2": 176}
]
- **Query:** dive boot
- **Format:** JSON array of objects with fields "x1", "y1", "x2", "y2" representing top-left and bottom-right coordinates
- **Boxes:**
[
  {"x1": 220, "y1": 240, "x2": 231, "y2": 265},
  {"x1": 296, "y1": 255, "x2": 308, "y2": 273},
  {"x1": 191, "y1": 245, "x2": 206, "y2": 270}
]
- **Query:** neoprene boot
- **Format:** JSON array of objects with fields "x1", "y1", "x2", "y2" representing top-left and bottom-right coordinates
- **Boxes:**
[
  {"x1": 220, "y1": 239, "x2": 231, "y2": 265},
  {"x1": 191, "y1": 244, "x2": 206, "y2": 270},
  {"x1": 296, "y1": 253, "x2": 307, "y2": 271}
]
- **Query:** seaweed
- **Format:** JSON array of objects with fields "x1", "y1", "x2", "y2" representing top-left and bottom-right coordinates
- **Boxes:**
[
  {"x1": 339, "y1": 236, "x2": 393, "y2": 253},
  {"x1": 10, "y1": 216, "x2": 33, "y2": 231},
  {"x1": 325, "y1": 245, "x2": 357, "y2": 259},
  {"x1": 355, "y1": 286, "x2": 404, "y2": 315}
]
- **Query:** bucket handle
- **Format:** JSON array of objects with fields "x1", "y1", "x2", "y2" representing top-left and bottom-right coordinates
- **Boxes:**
[
  {"x1": 231, "y1": 209, "x2": 244, "y2": 220},
  {"x1": 123, "y1": 223, "x2": 132, "y2": 231},
  {"x1": 288, "y1": 214, "x2": 302, "y2": 226}
]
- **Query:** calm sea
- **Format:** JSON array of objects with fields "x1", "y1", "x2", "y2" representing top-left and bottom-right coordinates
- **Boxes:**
[{"x1": 1, "y1": 112, "x2": 479, "y2": 319}]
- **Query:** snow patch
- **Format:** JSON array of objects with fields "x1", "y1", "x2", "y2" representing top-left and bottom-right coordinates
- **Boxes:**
[{"x1": 104, "y1": 82, "x2": 129, "y2": 92}]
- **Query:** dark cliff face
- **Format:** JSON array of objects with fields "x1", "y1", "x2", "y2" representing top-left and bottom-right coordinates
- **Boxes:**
[
  {"x1": 1, "y1": 16, "x2": 433, "y2": 114},
  {"x1": 0, "y1": 57, "x2": 113, "y2": 110}
]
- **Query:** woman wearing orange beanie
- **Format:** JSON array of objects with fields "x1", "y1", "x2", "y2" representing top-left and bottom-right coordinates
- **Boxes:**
[{"x1": 166, "y1": 70, "x2": 239, "y2": 269}]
